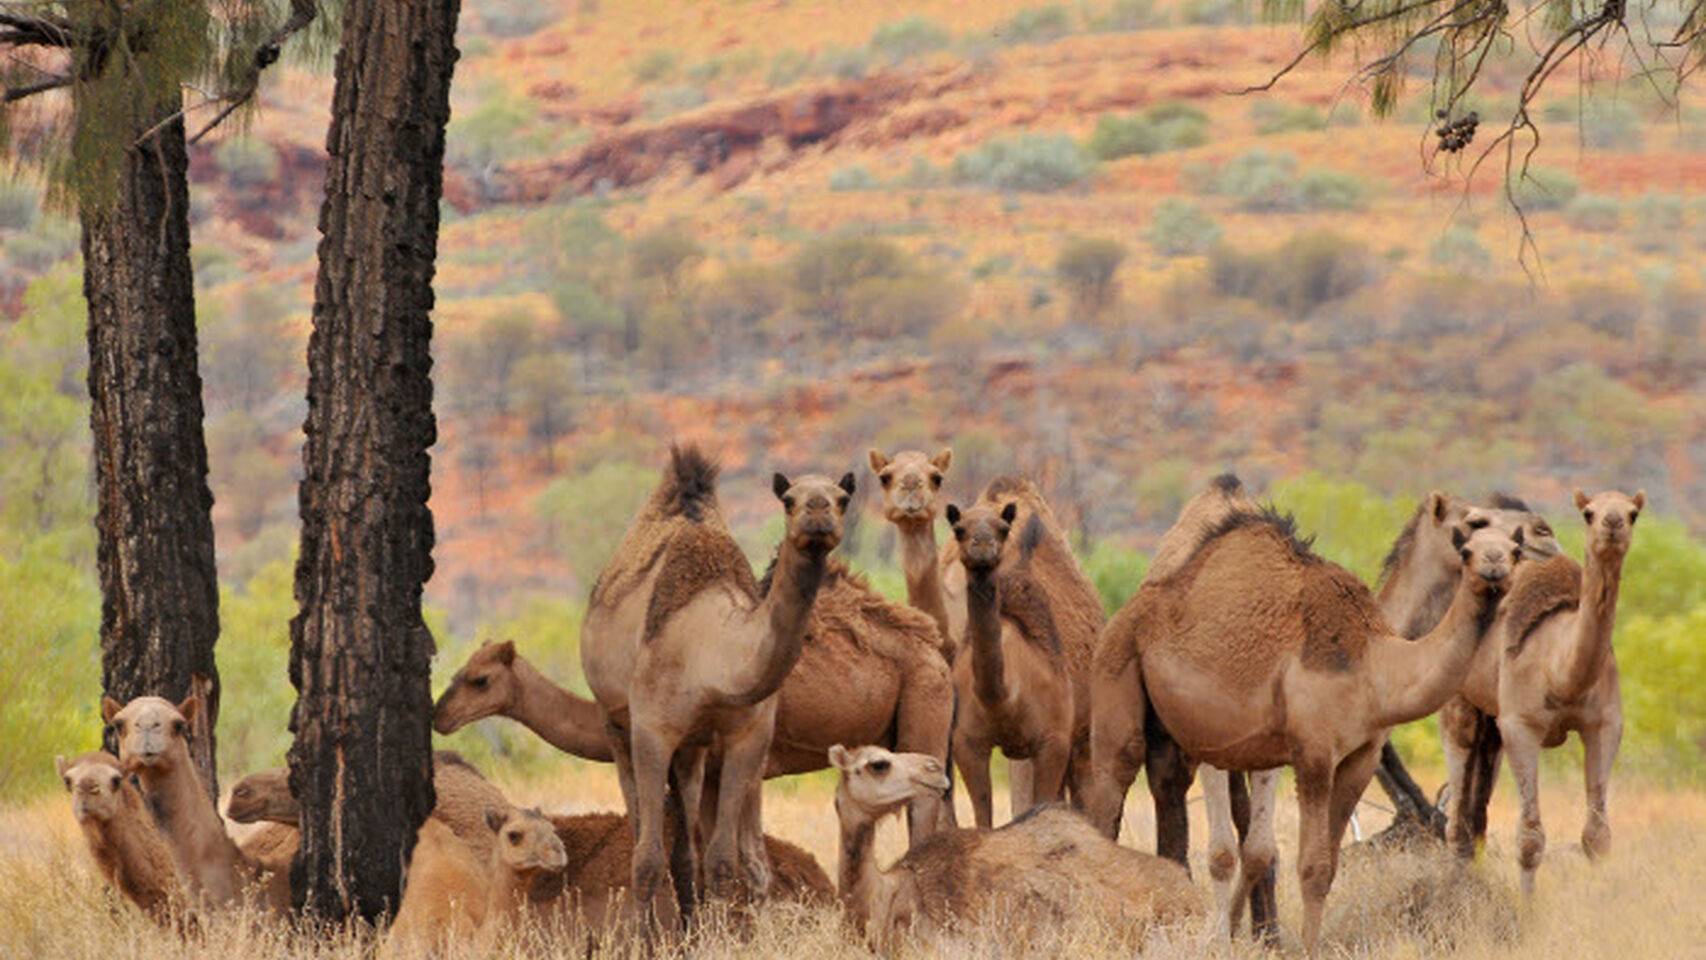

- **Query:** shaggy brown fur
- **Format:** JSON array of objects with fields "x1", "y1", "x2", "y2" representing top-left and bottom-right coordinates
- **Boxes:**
[
  {"x1": 992, "y1": 519, "x2": 1064, "y2": 657},
  {"x1": 758, "y1": 558, "x2": 940, "y2": 660},
  {"x1": 1500, "y1": 552, "x2": 1583, "y2": 654},
  {"x1": 234, "y1": 823, "x2": 297, "y2": 914},
  {"x1": 643, "y1": 523, "x2": 760, "y2": 644},
  {"x1": 58, "y1": 752, "x2": 182, "y2": 921},
  {"x1": 589, "y1": 445, "x2": 744, "y2": 616}
]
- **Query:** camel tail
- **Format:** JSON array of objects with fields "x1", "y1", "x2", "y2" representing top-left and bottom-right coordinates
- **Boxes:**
[{"x1": 663, "y1": 444, "x2": 721, "y2": 522}]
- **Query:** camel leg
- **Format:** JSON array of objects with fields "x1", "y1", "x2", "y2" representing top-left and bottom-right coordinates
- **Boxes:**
[
  {"x1": 604, "y1": 714, "x2": 637, "y2": 818},
  {"x1": 1329, "y1": 743, "x2": 1382, "y2": 854},
  {"x1": 1464, "y1": 714, "x2": 1503, "y2": 844},
  {"x1": 1087, "y1": 649, "x2": 1145, "y2": 839},
  {"x1": 956, "y1": 733, "x2": 995, "y2": 830},
  {"x1": 1500, "y1": 720, "x2": 1546, "y2": 898},
  {"x1": 1008, "y1": 759, "x2": 1033, "y2": 819},
  {"x1": 1294, "y1": 758, "x2": 1335, "y2": 957},
  {"x1": 1440, "y1": 700, "x2": 1479, "y2": 860},
  {"x1": 894, "y1": 668, "x2": 955, "y2": 845},
  {"x1": 629, "y1": 722, "x2": 682, "y2": 929},
  {"x1": 1030, "y1": 736, "x2": 1071, "y2": 809},
  {"x1": 1580, "y1": 716, "x2": 1621, "y2": 861},
  {"x1": 1230, "y1": 769, "x2": 1280, "y2": 940},
  {"x1": 1147, "y1": 711, "x2": 1195, "y2": 866},
  {"x1": 665, "y1": 748, "x2": 701, "y2": 925},
  {"x1": 1199, "y1": 765, "x2": 1241, "y2": 939},
  {"x1": 704, "y1": 713, "x2": 773, "y2": 900}
]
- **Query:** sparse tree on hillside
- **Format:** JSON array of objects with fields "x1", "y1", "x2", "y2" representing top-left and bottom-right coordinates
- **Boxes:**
[
  {"x1": 629, "y1": 226, "x2": 704, "y2": 300},
  {"x1": 203, "y1": 285, "x2": 299, "y2": 414},
  {"x1": 513, "y1": 352, "x2": 576, "y2": 471},
  {"x1": 288, "y1": 0, "x2": 460, "y2": 921},
  {"x1": 1055, "y1": 237, "x2": 1127, "y2": 321}
]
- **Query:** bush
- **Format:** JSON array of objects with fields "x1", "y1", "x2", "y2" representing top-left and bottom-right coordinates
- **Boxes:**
[
  {"x1": 644, "y1": 84, "x2": 709, "y2": 119},
  {"x1": 1511, "y1": 166, "x2": 1579, "y2": 211},
  {"x1": 790, "y1": 234, "x2": 908, "y2": 327},
  {"x1": 1081, "y1": 541, "x2": 1151, "y2": 613},
  {"x1": 2, "y1": 217, "x2": 78, "y2": 273},
  {"x1": 1578, "y1": 99, "x2": 1644, "y2": 151},
  {"x1": 1145, "y1": 199, "x2": 1221, "y2": 256},
  {"x1": 479, "y1": 0, "x2": 555, "y2": 38},
  {"x1": 1566, "y1": 194, "x2": 1623, "y2": 233},
  {"x1": 1298, "y1": 169, "x2": 1369, "y2": 210},
  {"x1": 1562, "y1": 278, "x2": 1643, "y2": 338},
  {"x1": 869, "y1": 15, "x2": 952, "y2": 62},
  {"x1": 215, "y1": 137, "x2": 279, "y2": 188},
  {"x1": 1213, "y1": 149, "x2": 1302, "y2": 211},
  {"x1": 951, "y1": 133, "x2": 1093, "y2": 192},
  {"x1": 1210, "y1": 231, "x2": 1377, "y2": 317},
  {"x1": 1429, "y1": 225, "x2": 1491, "y2": 273},
  {"x1": 994, "y1": 5, "x2": 1075, "y2": 44},
  {"x1": 1087, "y1": 0, "x2": 1164, "y2": 31},
  {"x1": 828, "y1": 165, "x2": 880, "y2": 191},
  {"x1": 1250, "y1": 100, "x2": 1327, "y2": 135},
  {"x1": 817, "y1": 46, "x2": 871, "y2": 80},
  {"x1": 632, "y1": 48, "x2": 679, "y2": 83},
  {"x1": 1086, "y1": 105, "x2": 1208, "y2": 160},
  {"x1": 629, "y1": 227, "x2": 704, "y2": 296},
  {"x1": 0, "y1": 180, "x2": 38, "y2": 231},
  {"x1": 845, "y1": 274, "x2": 966, "y2": 339},
  {"x1": 447, "y1": 88, "x2": 545, "y2": 172},
  {"x1": 1630, "y1": 192, "x2": 1686, "y2": 253},
  {"x1": 1056, "y1": 236, "x2": 1128, "y2": 317}
]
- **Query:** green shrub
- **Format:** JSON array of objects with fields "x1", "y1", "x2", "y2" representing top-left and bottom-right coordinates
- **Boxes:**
[
  {"x1": 767, "y1": 49, "x2": 813, "y2": 88},
  {"x1": 828, "y1": 165, "x2": 880, "y2": 191},
  {"x1": 1562, "y1": 278, "x2": 1642, "y2": 338},
  {"x1": 1055, "y1": 236, "x2": 1128, "y2": 317},
  {"x1": 0, "y1": 180, "x2": 38, "y2": 231},
  {"x1": 1180, "y1": 0, "x2": 1253, "y2": 25},
  {"x1": 1210, "y1": 231, "x2": 1377, "y2": 316},
  {"x1": 1298, "y1": 169, "x2": 1369, "y2": 210},
  {"x1": 1630, "y1": 192, "x2": 1686, "y2": 253},
  {"x1": 899, "y1": 155, "x2": 943, "y2": 188},
  {"x1": 951, "y1": 133, "x2": 1093, "y2": 192},
  {"x1": 1145, "y1": 198, "x2": 1221, "y2": 256},
  {"x1": 644, "y1": 84, "x2": 709, "y2": 119},
  {"x1": 632, "y1": 48, "x2": 679, "y2": 83},
  {"x1": 1086, "y1": 0, "x2": 1164, "y2": 31},
  {"x1": 629, "y1": 226, "x2": 704, "y2": 295},
  {"x1": 870, "y1": 15, "x2": 952, "y2": 62},
  {"x1": 1511, "y1": 166, "x2": 1579, "y2": 211},
  {"x1": 1578, "y1": 98, "x2": 1645, "y2": 151},
  {"x1": 790, "y1": 234, "x2": 909, "y2": 326},
  {"x1": 845, "y1": 274, "x2": 966, "y2": 338},
  {"x1": 1082, "y1": 541, "x2": 1151, "y2": 613},
  {"x1": 994, "y1": 5, "x2": 1075, "y2": 44},
  {"x1": 817, "y1": 46, "x2": 871, "y2": 80},
  {"x1": 1250, "y1": 100, "x2": 1328, "y2": 135},
  {"x1": 1429, "y1": 225, "x2": 1491, "y2": 273},
  {"x1": 1214, "y1": 149, "x2": 1302, "y2": 211},
  {"x1": 1566, "y1": 194, "x2": 1623, "y2": 233},
  {"x1": 447, "y1": 88, "x2": 545, "y2": 172},
  {"x1": 215, "y1": 137, "x2": 279, "y2": 189},
  {"x1": 1086, "y1": 105, "x2": 1208, "y2": 160},
  {"x1": 2, "y1": 217, "x2": 78, "y2": 273}
]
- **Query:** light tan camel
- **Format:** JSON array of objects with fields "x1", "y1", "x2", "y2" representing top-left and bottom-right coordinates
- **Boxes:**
[
  {"x1": 580, "y1": 445, "x2": 849, "y2": 917},
  {"x1": 944, "y1": 502, "x2": 1075, "y2": 828},
  {"x1": 829, "y1": 744, "x2": 1201, "y2": 947},
  {"x1": 104, "y1": 693, "x2": 246, "y2": 909},
  {"x1": 434, "y1": 643, "x2": 614, "y2": 761},
  {"x1": 383, "y1": 817, "x2": 493, "y2": 959},
  {"x1": 1448, "y1": 489, "x2": 1643, "y2": 895},
  {"x1": 1102, "y1": 509, "x2": 1520, "y2": 954},
  {"x1": 869, "y1": 447, "x2": 957, "y2": 653},
  {"x1": 56, "y1": 751, "x2": 183, "y2": 921}
]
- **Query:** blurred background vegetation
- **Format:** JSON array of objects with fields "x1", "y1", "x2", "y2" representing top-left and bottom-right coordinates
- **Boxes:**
[{"x1": 2, "y1": 0, "x2": 1704, "y2": 800}]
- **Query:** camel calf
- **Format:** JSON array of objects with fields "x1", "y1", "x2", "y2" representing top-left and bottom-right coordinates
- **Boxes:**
[{"x1": 57, "y1": 752, "x2": 183, "y2": 921}]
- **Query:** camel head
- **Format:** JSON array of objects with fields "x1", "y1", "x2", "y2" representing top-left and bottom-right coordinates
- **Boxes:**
[
  {"x1": 1451, "y1": 525, "x2": 1524, "y2": 590},
  {"x1": 434, "y1": 640, "x2": 520, "y2": 735},
  {"x1": 773, "y1": 471, "x2": 854, "y2": 555},
  {"x1": 225, "y1": 768, "x2": 294, "y2": 824},
  {"x1": 56, "y1": 752, "x2": 129, "y2": 823},
  {"x1": 1573, "y1": 489, "x2": 1644, "y2": 557},
  {"x1": 102, "y1": 694, "x2": 198, "y2": 774},
  {"x1": 868, "y1": 448, "x2": 952, "y2": 525},
  {"x1": 946, "y1": 501, "x2": 1018, "y2": 572},
  {"x1": 485, "y1": 807, "x2": 567, "y2": 878},
  {"x1": 1465, "y1": 492, "x2": 1561, "y2": 561},
  {"x1": 829, "y1": 745, "x2": 951, "y2": 821}
]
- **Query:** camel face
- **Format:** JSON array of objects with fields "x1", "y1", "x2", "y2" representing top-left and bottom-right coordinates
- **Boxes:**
[
  {"x1": 486, "y1": 808, "x2": 567, "y2": 876},
  {"x1": 869, "y1": 448, "x2": 951, "y2": 524},
  {"x1": 434, "y1": 640, "x2": 519, "y2": 734},
  {"x1": 1574, "y1": 489, "x2": 1644, "y2": 556},
  {"x1": 829, "y1": 745, "x2": 950, "y2": 816},
  {"x1": 102, "y1": 696, "x2": 196, "y2": 773},
  {"x1": 1465, "y1": 495, "x2": 1561, "y2": 561},
  {"x1": 945, "y1": 501, "x2": 1016, "y2": 571},
  {"x1": 1454, "y1": 525, "x2": 1524, "y2": 586},
  {"x1": 774, "y1": 472, "x2": 853, "y2": 554},
  {"x1": 57, "y1": 753, "x2": 127, "y2": 823},
  {"x1": 226, "y1": 768, "x2": 292, "y2": 823}
]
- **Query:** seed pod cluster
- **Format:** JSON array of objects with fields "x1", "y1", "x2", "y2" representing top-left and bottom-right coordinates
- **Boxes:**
[{"x1": 1435, "y1": 110, "x2": 1479, "y2": 153}]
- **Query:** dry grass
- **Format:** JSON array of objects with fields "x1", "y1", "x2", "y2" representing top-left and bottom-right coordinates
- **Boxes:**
[{"x1": 4, "y1": 763, "x2": 1702, "y2": 959}]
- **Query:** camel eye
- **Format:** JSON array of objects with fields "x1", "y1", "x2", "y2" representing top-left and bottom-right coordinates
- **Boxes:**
[
  {"x1": 1534, "y1": 523, "x2": 1552, "y2": 537},
  {"x1": 1467, "y1": 516, "x2": 1490, "y2": 530},
  {"x1": 507, "y1": 831, "x2": 522, "y2": 845},
  {"x1": 879, "y1": 473, "x2": 892, "y2": 489},
  {"x1": 1628, "y1": 511, "x2": 1638, "y2": 526},
  {"x1": 837, "y1": 495, "x2": 850, "y2": 511},
  {"x1": 868, "y1": 759, "x2": 891, "y2": 775},
  {"x1": 929, "y1": 473, "x2": 942, "y2": 489},
  {"x1": 1583, "y1": 509, "x2": 1595, "y2": 524},
  {"x1": 62, "y1": 778, "x2": 71, "y2": 791},
  {"x1": 109, "y1": 776, "x2": 122, "y2": 791},
  {"x1": 174, "y1": 721, "x2": 187, "y2": 736},
  {"x1": 469, "y1": 676, "x2": 488, "y2": 690},
  {"x1": 783, "y1": 496, "x2": 796, "y2": 511}
]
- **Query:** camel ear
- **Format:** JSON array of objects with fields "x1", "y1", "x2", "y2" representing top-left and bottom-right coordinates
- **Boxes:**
[
  {"x1": 485, "y1": 808, "x2": 508, "y2": 833},
  {"x1": 1573, "y1": 489, "x2": 1591, "y2": 511},
  {"x1": 101, "y1": 697, "x2": 122, "y2": 724},
  {"x1": 1427, "y1": 491, "x2": 1449, "y2": 524},
  {"x1": 772, "y1": 473, "x2": 791, "y2": 502},
  {"x1": 828, "y1": 745, "x2": 854, "y2": 771},
  {"x1": 491, "y1": 640, "x2": 515, "y2": 665},
  {"x1": 1632, "y1": 490, "x2": 1646, "y2": 511},
  {"x1": 176, "y1": 693, "x2": 200, "y2": 727},
  {"x1": 931, "y1": 448, "x2": 953, "y2": 473},
  {"x1": 1451, "y1": 527, "x2": 1467, "y2": 551},
  {"x1": 1000, "y1": 502, "x2": 1018, "y2": 525},
  {"x1": 55, "y1": 755, "x2": 69, "y2": 780},
  {"x1": 867, "y1": 449, "x2": 889, "y2": 473},
  {"x1": 838, "y1": 472, "x2": 856, "y2": 497},
  {"x1": 1513, "y1": 527, "x2": 1525, "y2": 545},
  {"x1": 944, "y1": 504, "x2": 961, "y2": 526}
]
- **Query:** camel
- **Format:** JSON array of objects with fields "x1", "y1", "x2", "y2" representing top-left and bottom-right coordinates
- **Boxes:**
[
  {"x1": 103, "y1": 692, "x2": 246, "y2": 909},
  {"x1": 580, "y1": 445, "x2": 849, "y2": 917},
  {"x1": 868, "y1": 447, "x2": 957, "y2": 653},
  {"x1": 1097, "y1": 505, "x2": 1521, "y2": 954},
  {"x1": 433, "y1": 644, "x2": 614, "y2": 761},
  {"x1": 943, "y1": 502, "x2": 1075, "y2": 828},
  {"x1": 56, "y1": 751, "x2": 183, "y2": 921},
  {"x1": 829, "y1": 744, "x2": 1201, "y2": 947},
  {"x1": 383, "y1": 817, "x2": 495, "y2": 959},
  {"x1": 1447, "y1": 489, "x2": 1643, "y2": 895}
]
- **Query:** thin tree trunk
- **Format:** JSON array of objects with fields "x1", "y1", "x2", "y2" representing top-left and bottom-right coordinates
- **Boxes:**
[
  {"x1": 286, "y1": 0, "x2": 460, "y2": 922},
  {"x1": 82, "y1": 101, "x2": 221, "y2": 800}
]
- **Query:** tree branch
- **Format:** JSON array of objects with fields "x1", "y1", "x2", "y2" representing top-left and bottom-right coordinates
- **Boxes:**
[
  {"x1": 183, "y1": 0, "x2": 319, "y2": 145},
  {"x1": 1, "y1": 69, "x2": 68, "y2": 102},
  {"x1": 0, "y1": 9, "x2": 77, "y2": 48}
]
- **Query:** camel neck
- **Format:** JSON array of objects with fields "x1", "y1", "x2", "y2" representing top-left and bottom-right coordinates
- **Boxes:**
[
  {"x1": 1376, "y1": 553, "x2": 1458, "y2": 641},
  {"x1": 834, "y1": 793, "x2": 893, "y2": 933},
  {"x1": 509, "y1": 657, "x2": 616, "y2": 761},
  {"x1": 896, "y1": 519, "x2": 951, "y2": 644},
  {"x1": 964, "y1": 568, "x2": 1007, "y2": 706},
  {"x1": 1371, "y1": 575, "x2": 1499, "y2": 728},
  {"x1": 1554, "y1": 548, "x2": 1624, "y2": 701},
  {"x1": 92, "y1": 789, "x2": 177, "y2": 911},
  {"x1": 135, "y1": 748, "x2": 241, "y2": 897},
  {"x1": 721, "y1": 542, "x2": 825, "y2": 707},
  {"x1": 484, "y1": 865, "x2": 534, "y2": 922}
]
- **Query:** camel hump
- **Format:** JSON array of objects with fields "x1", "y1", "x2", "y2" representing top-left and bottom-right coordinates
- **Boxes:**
[
  {"x1": 1149, "y1": 475, "x2": 1261, "y2": 582},
  {"x1": 797, "y1": 558, "x2": 945, "y2": 657},
  {"x1": 642, "y1": 522, "x2": 757, "y2": 643},
  {"x1": 763, "y1": 835, "x2": 834, "y2": 904},
  {"x1": 1191, "y1": 505, "x2": 1319, "y2": 572},
  {"x1": 662, "y1": 443, "x2": 721, "y2": 522},
  {"x1": 996, "y1": 560, "x2": 1064, "y2": 657},
  {"x1": 1502, "y1": 552, "x2": 1583, "y2": 654}
]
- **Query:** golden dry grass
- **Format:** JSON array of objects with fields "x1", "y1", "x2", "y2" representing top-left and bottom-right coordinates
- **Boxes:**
[{"x1": 4, "y1": 762, "x2": 1702, "y2": 959}]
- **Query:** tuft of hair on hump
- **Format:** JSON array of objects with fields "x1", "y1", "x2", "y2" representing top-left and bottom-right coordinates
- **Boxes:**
[
  {"x1": 1486, "y1": 491, "x2": 1532, "y2": 513},
  {"x1": 662, "y1": 444, "x2": 720, "y2": 522},
  {"x1": 1210, "y1": 472, "x2": 1243, "y2": 494},
  {"x1": 1015, "y1": 513, "x2": 1046, "y2": 562},
  {"x1": 432, "y1": 750, "x2": 479, "y2": 775},
  {"x1": 1194, "y1": 504, "x2": 1318, "y2": 568}
]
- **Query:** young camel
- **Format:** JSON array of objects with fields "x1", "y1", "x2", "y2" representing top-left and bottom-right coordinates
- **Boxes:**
[
  {"x1": 868, "y1": 448, "x2": 957, "y2": 654},
  {"x1": 580, "y1": 445, "x2": 849, "y2": 918},
  {"x1": 829, "y1": 744, "x2": 1201, "y2": 947},
  {"x1": 56, "y1": 751, "x2": 183, "y2": 921},
  {"x1": 1449, "y1": 489, "x2": 1643, "y2": 894},
  {"x1": 104, "y1": 692, "x2": 247, "y2": 909},
  {"x1": 944, "y1": 503, "x2": 1075, "y2": 828},
  {"x1": 1102, "y1": 509, "x2": 1520, "y2": 954}
]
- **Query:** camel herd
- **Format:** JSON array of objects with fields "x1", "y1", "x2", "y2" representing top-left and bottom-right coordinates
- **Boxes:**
[{"x1": 57, "y1": 442, "x2": 1645, "y2": 956}]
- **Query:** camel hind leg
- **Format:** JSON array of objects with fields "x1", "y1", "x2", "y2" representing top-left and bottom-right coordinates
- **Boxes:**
[
  {"x1": 894, "y1": 662, "x2": 956, "y2": 844},
  {"x1": 1580, "y1": 715, "x2": 1621, "y2": 860},
  {"x1": 629, "y1": 722, "x2": 684, "y2": 931},
  {"x1": 1200, "y1": 765, "x2": 1241, "y2": 939},
  {"x1": 1086, "y1": 646, "x2": 1146, "y2": 839},
  {"x1": 1007, "y1": 760, "x2": 1033, "y2": 819}
]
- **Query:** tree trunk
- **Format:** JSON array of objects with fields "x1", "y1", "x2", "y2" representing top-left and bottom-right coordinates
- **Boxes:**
[
  {"x1": 286, "y1": 0, "x2": 460, "y2": 922},
  {"x1": 82, "y1": 101, "x2": 221, "y2": 800}
]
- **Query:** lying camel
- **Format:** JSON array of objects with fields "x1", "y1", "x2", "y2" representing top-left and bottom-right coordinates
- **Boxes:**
[
  {"x1": 104, "y1": 692, "x2": 248, "y2": 909},
  {"x1": 383, "y1": 817, "x2": 493, "y2": 958},
  {"x1": 829, "y1": 744, "x2": 1201, "y2": 947},
  {"x1": 1450, "y1": 490, "x2": 1643, "y2": 894},
  {"x1": 56, "y1": 751, "x2": 183, "y2": 921}
]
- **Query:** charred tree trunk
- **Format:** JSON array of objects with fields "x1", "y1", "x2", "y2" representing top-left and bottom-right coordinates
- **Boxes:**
[
  {"x1": 83, "y1": 102, "x2": 221, "y2": 800},
  {"x1": 286, "y1": 0, "x2": 460, "y2": 922}
]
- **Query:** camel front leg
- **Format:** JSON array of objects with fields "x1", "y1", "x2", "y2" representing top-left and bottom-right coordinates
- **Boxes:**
[
  {"x1": 1499, "y1": 720, "x2": 1546, "y2": 898},
  {"x1": 629, "y1": 722, "x2": 682, "y2": 931},
  {"x1": 1029, "y1": 735, "x2": 1071, "y2": 811},
  {"x1": 1580, "y1": 715, "x2": 1622, "y2": 860},
  {"x1": 1086, "y1": 649, "x2": 1146, "y2": 839},
  {"x1": 1007, "y1": 759, "x2": 1033, "y2": 819},
  {"x1": 1199, "y1": 765, "x2": 1241, "y2": 939},
  {"x1": 1293, "y1": 758, "x2": 1335, "y2": 957},
  {"x1": 1439, "y1": 700, "x2": 1479, "y2": 860},
  {"x1": 956, "y1": 731, "x2": 995, "y2": 829},
  {"x1": 1328, "y1": 743, "x2": 1383, "y2": 860},
  {"x1": 1228, "y1": 769, "x2": 1280, "y2": 939},
  {"x1": 705, "y1": 714, "x2": 774, "y2": 900},
  {"x1": 894, "y1": 667, "x2": 955, "y2": 844}
]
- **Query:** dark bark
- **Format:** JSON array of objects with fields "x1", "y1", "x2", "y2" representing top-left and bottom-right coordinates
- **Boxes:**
[
  {"x1": 286, "y1": 0, "x2": 460, "y2": 922},
  {"x1": 82, "y1": 99, "x2": 221, "y2": 800}
]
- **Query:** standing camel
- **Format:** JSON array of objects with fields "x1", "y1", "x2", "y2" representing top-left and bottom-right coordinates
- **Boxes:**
[
  {"x1": 1097, "y1": 505, "x2": 1520, "y2": 954},
  {"x1": 1447, "y1": 489, "x2": 1642, "y2": 894},
  {"x1": 580, "y1": 445, "x2": 849, "y2": 920}
]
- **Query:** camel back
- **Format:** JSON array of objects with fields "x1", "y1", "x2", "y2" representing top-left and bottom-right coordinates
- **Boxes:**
[
  {"x1": 759, "y1": 557, "x2": 943, "y2": 661},
  {"x1": 1500, "y1": 552, "x2": 1582, "y2": 655},
  {"x1": 1147, "y1": 473, "x2": 1259, "y2": 582},
  {"x1": 975, "y1": 476, "x2": 1103, "y2": 675}
]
